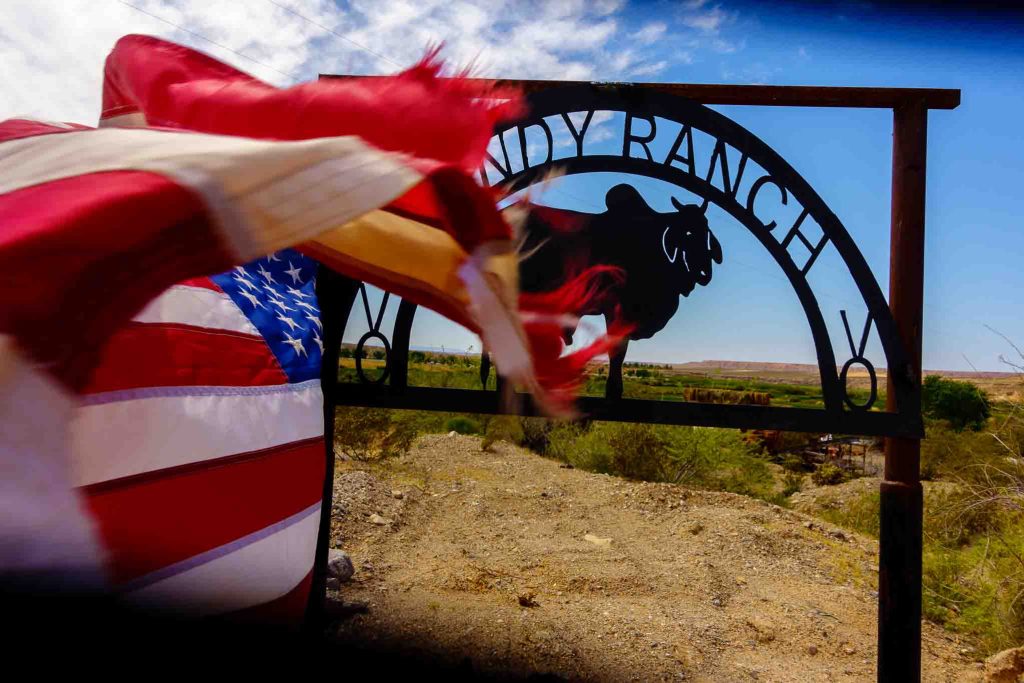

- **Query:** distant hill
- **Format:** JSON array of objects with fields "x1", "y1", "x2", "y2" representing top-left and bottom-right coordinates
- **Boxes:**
[{"x1": 671, "y1": 359, "x2": 1016, "y2": 380}]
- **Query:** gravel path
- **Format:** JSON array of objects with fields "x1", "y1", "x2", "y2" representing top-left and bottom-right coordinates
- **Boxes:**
[{"x1": 326, "y1": 434, "x2": 982, "y2": 682}]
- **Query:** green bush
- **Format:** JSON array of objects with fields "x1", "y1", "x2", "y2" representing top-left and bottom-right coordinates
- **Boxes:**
[
  {"x1": 445, "y1": 416, "x2": 481, "y2": 435},
  {"x1": 811, "y1": 462, "x2": 847, "y2": 486},
  {"x1": 922, "y1": 375, "x2": 991, "y2": 431}
]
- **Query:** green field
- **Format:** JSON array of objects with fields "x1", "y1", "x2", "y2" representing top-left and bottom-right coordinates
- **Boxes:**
[{"x1": 338, "y1": 354, "x2": 882, "y2": 409}]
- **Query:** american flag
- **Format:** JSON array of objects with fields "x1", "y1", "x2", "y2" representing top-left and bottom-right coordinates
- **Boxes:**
[
  {"x1": 74, "y1": 249, "x2": 326, "y2": 618},
  {"x1": 0, "y1": 35, "x2": 616, "y2": 621}
]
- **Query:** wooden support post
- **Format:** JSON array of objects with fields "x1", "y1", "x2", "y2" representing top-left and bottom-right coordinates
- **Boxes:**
[{"x1": 879, "y1": 101, "x2": 928, "y2": 682}]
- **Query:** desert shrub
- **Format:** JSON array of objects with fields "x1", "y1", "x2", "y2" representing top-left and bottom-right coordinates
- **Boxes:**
[
  {"x1": 481, "y1": 415, "x2": 525, "y2": 452},
  {"x1": 546, "y1": 422, "x2": 614, "y2": 473},
  {"x1": 922, "y1": 522, "x2": 1024, "y2": 655},
  {"x1": 445, "y1": 416, "x2": 481, "y2": 435},
  {"x1": 519, "y1": 418, "x2": 553, "y2": 454},
  {"x1": 371, "y1": 349, "x2": 386, "y2": 360},
  {"x1": 683, "y1": 387, "x2": 770, "y2": 406},
  {"x1": 334, "y1": 407, "x2": 416, "y2": 461},
  {"x1": 926, "y1": 487, "x2": 1007, "y2": 547},
  {"x1": 782, "y1": 453, "x2": 813, "y2": 472},
  {"x1": 765, "y1": 430, "x2": 816, "y2": 457},
  {"x1": 545, "y1": 421, "x2": 773, "y2": 499},
  {"x1": 608, "y1": 424, "x2": 671, "y2": 481},
  {"x1": 811, "y1": 462, "x2": 848, "y2": 486},
  {"x1": 782, "y1": 471, "x2": 804, "y2": 497},
  {"x1": 921, "y1": 418, "x2": 1007, "y2": 481},
  {"x1": 410, "y1": 350, "x2": 426, "y2": 363},
  {"x1": 339, "y1": 347, "x2": 352, "y2": 358},
  {"x1": 922, "y1": 375, "x2": 991, "y2": 431}
]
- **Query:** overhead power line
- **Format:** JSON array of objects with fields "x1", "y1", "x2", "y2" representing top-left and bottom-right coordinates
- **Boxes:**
[
  {"x1": 263, "y1": 0, "x2": 404, "y2": 69},
  {"x1": 116, "y1": 0, "x2": 301, "y2": 83}
]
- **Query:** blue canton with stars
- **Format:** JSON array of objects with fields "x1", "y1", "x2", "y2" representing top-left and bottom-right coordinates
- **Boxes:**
[{"x1": 211, "y1": 248, "x2": 322, "y2": 383}]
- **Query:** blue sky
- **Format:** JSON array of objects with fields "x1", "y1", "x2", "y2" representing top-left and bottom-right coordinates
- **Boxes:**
[
  {"x1": 3, "y1": 1, "x2": 1021, "y2": 371},
  {"x1": 366, "y1": 1, "x2": 1024, "y2": 372}
]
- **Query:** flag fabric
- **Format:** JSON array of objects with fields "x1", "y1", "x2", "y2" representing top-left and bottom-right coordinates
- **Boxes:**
[
  {"x1": 0, "y1": 34, "x2": 621, "y2": 619},
  {"x1": 74, "y1": 249, "x2": 325, "y2": 618}
]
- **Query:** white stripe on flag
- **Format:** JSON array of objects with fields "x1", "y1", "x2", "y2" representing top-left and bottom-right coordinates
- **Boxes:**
[
  {"x1": 70, "y1": 381, "x2": 324, "y2": 487},
  {"x1": 0, "y1": 336, "x2": 106, "y2": 580},
  {"x1": 132, "y1": 284, "x2": 259, "y2": 335},
  {"x1": 0, "y1": 127, "x2": 422, "y2": 262},
  {"x1": 122, "y1": 502, "x2": 320, "y2": 616}
]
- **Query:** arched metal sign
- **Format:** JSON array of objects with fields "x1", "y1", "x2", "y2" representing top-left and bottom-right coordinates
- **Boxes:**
[{"x1": 321, "y1": 84, "x2": 922, "y2": 438}]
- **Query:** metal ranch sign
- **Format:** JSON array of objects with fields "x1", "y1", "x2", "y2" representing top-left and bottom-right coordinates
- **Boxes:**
[{"x1": 317, "y1": 74, "x2": 960, "y2": 682}]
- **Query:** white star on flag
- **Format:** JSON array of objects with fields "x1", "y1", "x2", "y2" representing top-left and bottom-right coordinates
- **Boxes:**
[
  {"x1": 234, "y1": 274, "x2": 258, "y2": 291},
  {"x1": 284, "y1": 261, "x2": 303, "y2": 284},
  {"x1": 257, "y1": 264, "x2": 275, "y2": 284},
  {"x1": 305, "y1": 312, "x2": 322, "y2": 330},
  {"x1": 287, "y1": 286, "x2": 310, "y2": 300},
  {"x1": 312, "y1": 331, "x2": 324, "y2": 353},
  {"x1": 272, "y1": 298, "x2": 295, "y2": 313},
  {"x1": 283, "y1": 332, "x2": 306, "y2": 357},
  {"x1": 277, "y1": 313, "x2": 301, "y2": 332},
  {"x1": 240, "y1": 290, "x2": 264, "y2": 309}
]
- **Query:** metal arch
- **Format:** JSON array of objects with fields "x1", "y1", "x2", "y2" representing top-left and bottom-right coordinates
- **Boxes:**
[
  {"x1": 484, "y1": 85, "x2": 918, "y2": 421},
  {"x1": 320, "y1": 85, "x2": 923, "y2": 438}
]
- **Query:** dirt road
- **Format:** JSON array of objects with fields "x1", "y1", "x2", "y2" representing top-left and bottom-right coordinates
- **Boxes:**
[{"x1": 327, "y1": 434, "x2": 981, "y2": 682}]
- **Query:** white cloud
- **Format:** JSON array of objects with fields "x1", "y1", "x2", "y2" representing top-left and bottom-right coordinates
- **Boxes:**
[
  {"x1": 680, "y1": 3, "x2": 735, "y2": 34},
  {"x1": 630, "y1": 21, "x2": 666, "y2": 45},
  {"x1": 0, "y1": 0, "x2": 744, "y2": 125},
  {"x1": 629, "y1": 60, "x2": 668, "y2": 78}
]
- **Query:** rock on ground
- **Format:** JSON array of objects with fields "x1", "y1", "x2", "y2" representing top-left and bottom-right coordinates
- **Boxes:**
[
  {"x1": 984, "y1": 646, "x2": 1024, "y2": 683},
  {"x1": 327, "y1": 548, "x2": 354, "y2": 583}
]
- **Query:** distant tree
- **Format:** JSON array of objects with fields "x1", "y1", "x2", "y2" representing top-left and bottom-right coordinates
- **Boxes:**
[
  {"x1": 410, "y1": 351, "x2": 427, "y2": 363},
  {"x1": 922, "y1": 375, "x2": 991, "y2": 431},
  {"x1": 339, "y1": 347, "x2": 352, "y2": 359},
  {"x1": 372, "y1": 349, "x2": 386, "y2": 360}
]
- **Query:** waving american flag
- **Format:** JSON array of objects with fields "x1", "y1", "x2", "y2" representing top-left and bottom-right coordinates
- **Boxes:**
[
  {"x1": 71, "y1": 249, "x2": 326, "y2": 618},
  {"x1": 0, "y1": 34, "x2": 618, "y2": 622}
]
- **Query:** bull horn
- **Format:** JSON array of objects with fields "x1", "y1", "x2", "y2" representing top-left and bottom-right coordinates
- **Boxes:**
[
  {"x1": 670, "y1": 196, "x2": 684, "y2": 211},
  {"x1": 699, "y1": 197, "x2": 710, "y2": 213}
]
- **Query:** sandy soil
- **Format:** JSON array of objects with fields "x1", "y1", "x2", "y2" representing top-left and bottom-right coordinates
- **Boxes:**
[{"x1": 325, "y1": 434, "x2": 983, "y2": 682}]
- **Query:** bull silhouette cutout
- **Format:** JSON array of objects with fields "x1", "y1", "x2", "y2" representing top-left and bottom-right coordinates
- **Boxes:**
[{"x1": 482, "y1": 183, "x2": 723, "y2": 399}]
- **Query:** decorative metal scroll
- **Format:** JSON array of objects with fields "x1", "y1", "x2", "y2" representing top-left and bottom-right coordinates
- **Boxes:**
[{"x1": 320, "y1": 85, "x2": 923, "y2": 438}]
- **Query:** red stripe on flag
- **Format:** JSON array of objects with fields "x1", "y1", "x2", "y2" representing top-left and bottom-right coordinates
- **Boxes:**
[
  {"x1": 0, "y1": 167, "x2": 229, "y2": 392},
  {"x1": 177, "y1": 276, "x2": 221, "y2": 292},
  {"x1": 84, "y1": 438, "x2": 325, "y2": 584},
  {"x1": 0, "y1": 118, "x2": 92, "y2": 143},
  {"x1": 84, "y1": 322, "x2": 287, "y2": 394}
]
